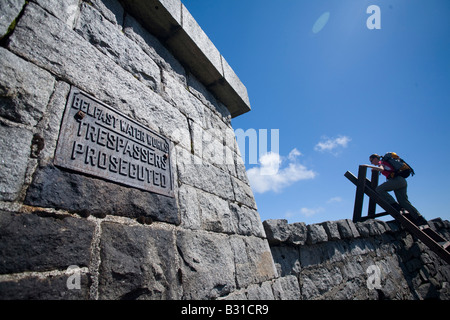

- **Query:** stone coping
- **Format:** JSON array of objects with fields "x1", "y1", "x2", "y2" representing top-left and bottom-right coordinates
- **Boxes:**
[
  {"x1": 120, "y1": 0, "x2": 251, "y2": 118},
  {"x1": 263, "y1": 218, "x2": 450, "y2": 246}
]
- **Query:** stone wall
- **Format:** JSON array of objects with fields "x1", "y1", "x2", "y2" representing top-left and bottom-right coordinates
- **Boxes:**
[
  {"x1": 0, "y1": 0, "x2": 277, "y2": 300},
  {"x1": 1, "y1": 0, "x2": 449, "y2": 301},
  {"x1": 264, "y1": 218, "x2": 450, "y2": 300}
]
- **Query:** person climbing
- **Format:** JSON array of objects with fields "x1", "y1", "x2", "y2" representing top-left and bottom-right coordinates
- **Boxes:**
[{"x1": 363, "y1": 153, "x2": 428, "y2": 226}]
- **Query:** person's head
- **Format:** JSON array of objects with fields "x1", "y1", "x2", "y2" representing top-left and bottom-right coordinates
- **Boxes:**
[{"x1": 369, "y1": 154, "x2": 380, "y2": 165}]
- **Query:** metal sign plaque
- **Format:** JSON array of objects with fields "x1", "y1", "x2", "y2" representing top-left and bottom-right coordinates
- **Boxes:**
[{"x1": 54, "y1": 87, "x2": 174, "y2": 197}]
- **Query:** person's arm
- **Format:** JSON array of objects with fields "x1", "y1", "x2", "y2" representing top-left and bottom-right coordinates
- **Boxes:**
[{"x1": 361, "y1": 164, "x2": 384, "y2": 172}]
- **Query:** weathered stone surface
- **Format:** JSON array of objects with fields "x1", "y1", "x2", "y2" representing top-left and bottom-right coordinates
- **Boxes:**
[
  {"x1": 180, "y1": 4, "x2": 222, "y2": 77},
  {"x1": 177, "y1": 184, "x2": 201, "y2": 230},
  {"x1": 8, "y1": 3, "x2": 191, "y2": 151},
  {"x1": 241, "y1": 236, "x2": 277, "y2": 284},
  {"x1": 187, "y1": 72, "x2": 231, "y2": 123},
  {"x1": 263, "y1": 219, "x2": 289, "y2": 245},
  {"x1": 98, "y1": 222, "x2": 181, "y2": 299},
  {"x1": 5, "y1": 0, "x2": 450, "y2": 302},
  {"x1": 230, "y1": 236, "x2": 277, "y2": 289},
  {"x1": 75, "y1": 3, "x2": 161, "y2": 92},
  {"x1": 231, "y1": 176, "x2": 257, "y2": 209},
  {"x1": 176, "y1": 147, "x2": 234, "y2": 201},
  {"x1": 306, "y1": 223, "x2": 328, "y2": 244},
  {"x1": 299, "y1": 244, "x2": 325, "y2": 268},
  {"x1": 173, "y1": 183, "x2": 265, "y2": 237},
  {"x1": 0, "y1": 47, "x2": 55, "y2": 127},
  {"x1": 24, "y1": 164, "x2": 180, "y2": 224},
  {"x1": 336, "y1": 219, "x2": 360, "y2": 239},
  {"x1": 246, "y1": 281, "x2": 274, "y2": 300},
  {"x1": 271, "y1": 275, "x2": 301, "y2": 300},
  {"x1": 91, "y1": 0, "x2": 125, "y2": 28},
  {"x1": 33, "y1": 81, "x2": 70, "y2": 165},
  {"x1": 196, "y1": 190, "x2": 233, "y2": 234},
  {"x1": 269, "y1": 218, "x2": 450, "y2": 300},
  {"x1": 33, "y1": 0, "x2": 81, "y2": 27},
  {"x1": 0, "y1": 0, "x2": 271, "y2": 302},
  {"x1": 0, "y1": 271, "x2": 91, "y2": 300},
  {"x1": 120, "y1": 0, "x2": 250, "y2": 117},
  {"x1": 0, "y1": 123, "x2": 33, "y2": 201},
  {"x1": 270, "y1": 246, "x2": 300, "y2": 277},
  {"x1": 300, "y1": 266, "x2": 343, "y2": 300},
  {"x1": 229, "y1": 203, "x2": 265, "y2": 238},
  {"x1": 176, "y1": 229, "x2": 236, "y2": 299},
  {"x1": 0, "y1": 211, "x2": 95, "y2": 274},
  {"x1": 221, "y1": 55, "x2": 250, "y2": 108},
  {"x1": 320, "y1": 220, "x2": 340, "y2": 241},
  {"x1": 0, "y1": 0, "x2": 25, "y2": 39},
  {"x1": 123, "y1": 13, "x2": 186, "y2": 84},
  {"x1": 287, "y1": 222, "x2": 307, "y2": 245}
]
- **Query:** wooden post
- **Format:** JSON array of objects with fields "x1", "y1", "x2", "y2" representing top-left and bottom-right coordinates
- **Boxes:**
[
  {"x1": 367, "y1": 169, "x2": 379, "y2": 218},
  {"x1": 352, "y1": 165, "x2": 367, "y2": 222}
]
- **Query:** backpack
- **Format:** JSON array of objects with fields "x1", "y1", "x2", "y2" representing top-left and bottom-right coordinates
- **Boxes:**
[{"x1": 382, "y1": 152, "x2": 415, "y2": 178}]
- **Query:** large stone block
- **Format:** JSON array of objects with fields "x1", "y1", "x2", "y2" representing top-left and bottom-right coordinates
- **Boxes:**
[
  {"x1": 231, "y1": 176, "x2": 257, "y2": 209},
  {"x1": 336, "y1": 219, "x2": 360, "y2": 239},
  {"x1": 75, "y1": 3, "x2": 161, "y2": 92},
  {"x1": 176, "y1": 229, "x2": 236, "y2": 299},
  {"x1": 33, "y1": 0, "x2": 81, "y2": 27},
  {"x1": 272, "y1": 275, "x2": 301, "y2": 300},
  {"x1": 270, "y1": 246, "x2": 300, "y2": 277},
  {"x1": 24, "y1": 164, "x2": 180, "y2": 224},
  {"x1": 306, "y1": 223, "x2": 328, "y2": 245},
  {"x1": 287, "y1": 222, "x2": 307, "y2": 245},
  {"x1": 230, "y1": 236, "x2": 277, "y2": 289},
  {"x1": 229, "y1": 203, "x2": 265, "y2": 237},
  {"x1": 98, "y1": 222, "x2": 181, "y2": 299},
  {"x1": 0, "y1": 47, "x2": 55, "y2": 127},
  {"x1": 0, "y1": 270, "x2": 91, "y2": 300},
  {"x1": 33, "y1": 81, "x2": 71, "y2": 165},
  {"x1": 196, "y1": 190, "x2": 234, "y2": 234},
  {"x1": 176, "y1": 147, "x2": 234, "y2": 201},
  {"x1": 0, "y1": 123, "x2": 33, "y2": 201},
  {"x1": 0, "y1": 0, "x2": 25, "y2": 39},
  {"x1": 263, "y1": 219, "x2": 290, "y2": 245},
  {"x1": 0, "y1": 211, "x2": 95, "y2": 274},
  {"x1": 123, "y1": 10, "x2": 186, "y2": 82}
]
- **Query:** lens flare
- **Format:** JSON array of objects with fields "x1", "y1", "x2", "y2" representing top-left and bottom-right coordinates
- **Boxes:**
[{"x1": 312, "y1": 11, "x2": 330, "y2": 34}]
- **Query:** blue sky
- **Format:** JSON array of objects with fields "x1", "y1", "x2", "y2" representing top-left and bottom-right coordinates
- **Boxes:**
[{"x1": 182, "y1": 0, "x2": 450, "y2": 225}]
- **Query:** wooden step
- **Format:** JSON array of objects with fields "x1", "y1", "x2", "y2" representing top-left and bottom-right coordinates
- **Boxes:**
[
  {"x1": 439, "y1": 241, "x2": 450, "y2": 251},
  {"x1": 419, "y1": 225, "x2": 447, "y2": 243}
]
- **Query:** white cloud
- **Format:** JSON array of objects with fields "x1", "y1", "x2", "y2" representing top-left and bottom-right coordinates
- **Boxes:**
[
  {"x1": 327, "y1": 196, "x2": 343, "y2": 203},
  {"x1": 247, "y1": 149, "x2": 316, "y2": 194},
  {"x1": 288, "y1": 148, "x2": 302, "y2": 161},
  {"x1": 300, "y1": 207, "x2": 324, "y2": 217},
  {"x1": 314, "y1": 135, "x2": 351, "y2": 154}
]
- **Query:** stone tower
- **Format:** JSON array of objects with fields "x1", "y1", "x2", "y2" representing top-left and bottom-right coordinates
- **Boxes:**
[{"x1": 0, "y1": 0, "x2": 279, "y2": 299}]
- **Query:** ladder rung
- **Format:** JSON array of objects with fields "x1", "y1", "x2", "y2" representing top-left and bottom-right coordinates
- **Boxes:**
[
  {"x1": 439, "y1": 241, "x2": 450, "y2": 250},
  {"x1": 420, "y1": 226, "x2": 447, "y2": 242}
]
